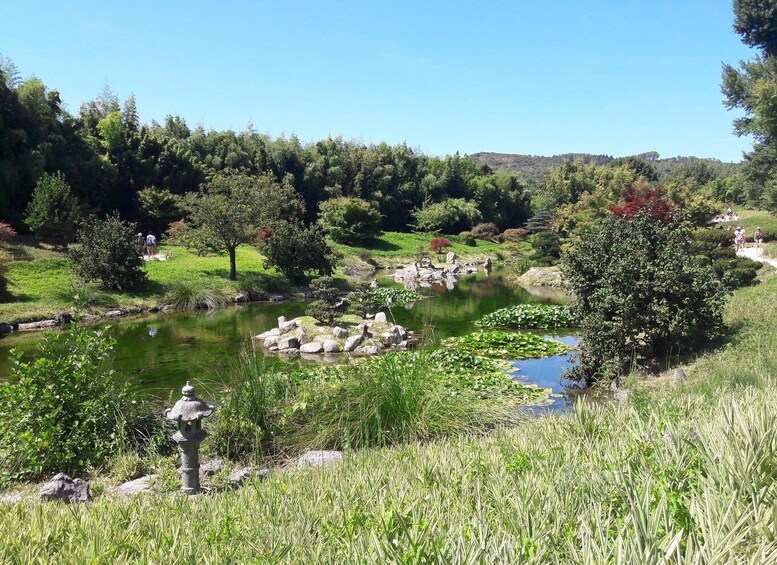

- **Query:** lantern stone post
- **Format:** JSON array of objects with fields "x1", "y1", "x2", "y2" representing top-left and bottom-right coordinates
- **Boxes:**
[{"x1": 165, "y1": 381, "x2": 215, "y2": 494}]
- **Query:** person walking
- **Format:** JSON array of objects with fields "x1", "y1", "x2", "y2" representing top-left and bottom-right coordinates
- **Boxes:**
[
  {"x1": 145, "y1": 233, "x2": 156, "y2": 257},
  {"x1": 754, "y1": 227, "x2": 764, "y2": 249},
  {"x1": 734, "y1": 226, "x2": 745, "y2": 251}
]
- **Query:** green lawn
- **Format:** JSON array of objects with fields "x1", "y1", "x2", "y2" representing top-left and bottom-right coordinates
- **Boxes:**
[
  {"x1": 332, "y1": 231, "x2": 509, "y2": 262},
  {"x1": 1, "y1": 271, "x2": 776, "y2": 561}
]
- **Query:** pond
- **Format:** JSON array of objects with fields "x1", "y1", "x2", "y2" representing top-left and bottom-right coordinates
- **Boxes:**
[{"x1": 0, "y1": 269, "x2": 581, "y2": 407}]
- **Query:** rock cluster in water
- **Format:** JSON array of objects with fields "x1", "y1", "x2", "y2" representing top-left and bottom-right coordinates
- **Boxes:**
[
  {"x1": 391, "y1": 254, "x2": 484, "y2": 290},
  {"x1": 254, "y1": 314, "x2": 412, "y2": 358}
]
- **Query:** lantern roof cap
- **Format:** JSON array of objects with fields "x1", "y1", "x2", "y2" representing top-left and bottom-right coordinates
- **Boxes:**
[{"x1": 165, "y1": 381, "x2": 215, "y2": 421}]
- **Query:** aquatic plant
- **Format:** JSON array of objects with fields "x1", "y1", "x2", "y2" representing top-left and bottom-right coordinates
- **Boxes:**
[
  {"x1": 165, "y1": 280, "x2": 229, "y2": 310},
  {"x1": 442, "y1": 330, "x2": 571, "y2": 359},
  {"x1": 476, "y1": 304, "x2": 575, "y2": 330},
  {"x1": 367, "y1": 287, "x2": 421, "y2": 307}
]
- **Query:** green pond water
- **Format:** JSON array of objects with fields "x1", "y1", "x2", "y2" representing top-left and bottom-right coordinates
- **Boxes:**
[{"x1": 0, "y1": 269, "x2": 580, "y2": 406}]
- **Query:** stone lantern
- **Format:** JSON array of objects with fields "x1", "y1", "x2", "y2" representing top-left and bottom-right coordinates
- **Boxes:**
[{"x1": 165, "y1": 381, "x2": 215, "y2": 494}]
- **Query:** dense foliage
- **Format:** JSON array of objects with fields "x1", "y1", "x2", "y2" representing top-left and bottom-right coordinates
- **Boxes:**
[
  {"x1": 24, "y1": 172, "x2": 81, "y2": 245},
  {"x1": 475, "y1": 304, "x2": 575, "y2": 330},
  {"x1": 305, "y1": 276, "x2": 343, "y2": 325},
  {"x1": 442, "y1": 331, "x2": 571, "y2": 360},
  {"x1": 261, "y1": 220, "x2": 336, "y2": 281},
  {"x1": 69, "y1": 214, "x2": 147, "y2": 291},
  {"x1": 318, "y1": 197, "x2": 382, "y2": 245},
  {"x1": 0, "y1": 327, "x2": 151, "y2": 483},
  {"x1": 367, "y1": 287, "x2": 421, "y2": 308},
  {"x1": 562, "y1": 211, "x2": 725, "y2": 383}
]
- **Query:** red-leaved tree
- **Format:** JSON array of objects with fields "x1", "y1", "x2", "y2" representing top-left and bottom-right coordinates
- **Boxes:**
[
  {"x1": 609, "y1": 185, "x2": 674, "y2": 221},
  {"x1": 430, "y1": 237, "x2": 452, "y2": 254}
]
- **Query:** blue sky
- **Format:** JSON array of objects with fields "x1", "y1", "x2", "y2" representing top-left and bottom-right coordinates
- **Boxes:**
[{"x1": 2, "y1": 0, "x2": 756, "y2": 161}]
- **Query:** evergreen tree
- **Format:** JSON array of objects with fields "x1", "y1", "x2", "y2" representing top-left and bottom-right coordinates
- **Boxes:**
[{"x1": 24, "y1": 172, "x2": 80, "y2": 245}]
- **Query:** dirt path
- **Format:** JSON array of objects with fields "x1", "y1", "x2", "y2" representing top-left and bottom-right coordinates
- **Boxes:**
[{"x1": 737, "y1": 246, "x2": 777, "y2": 270}]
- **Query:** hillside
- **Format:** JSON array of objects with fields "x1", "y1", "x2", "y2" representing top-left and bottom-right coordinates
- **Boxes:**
[{"x1": 469, "y1": 151, "x2": 740, "y2": 185}]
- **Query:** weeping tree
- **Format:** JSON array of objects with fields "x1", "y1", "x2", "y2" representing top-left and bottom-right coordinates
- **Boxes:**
[{"x1": 185, "y1": 173, "x2": 302, "y2": 280}]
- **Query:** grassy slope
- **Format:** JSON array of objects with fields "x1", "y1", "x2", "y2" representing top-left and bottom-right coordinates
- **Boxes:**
[
  {"x1": 1, "y1": 274, "x2": 775, "y2": 561},
  {"x1": 0, "y1": 233, "x2": 508, "y2": 324}
]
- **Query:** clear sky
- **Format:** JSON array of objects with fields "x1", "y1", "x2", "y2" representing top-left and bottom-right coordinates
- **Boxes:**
[{"x1": 2, "y1": 0, "x2": 757, "y2": 162}]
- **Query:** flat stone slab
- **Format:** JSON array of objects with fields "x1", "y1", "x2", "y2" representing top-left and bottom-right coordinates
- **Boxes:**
[
  {"x1": 229, "y1": 467, "x2": 271, "y2": 488},
  {"x1": 297, "y1": 450, "x2": 343, "y2": 469},
  {"x1": 113, "y1": 475, "x2": 158, "y2": 496},
  {"x1": 199, "y1": 460, "x2": 223, "y2": 477}
]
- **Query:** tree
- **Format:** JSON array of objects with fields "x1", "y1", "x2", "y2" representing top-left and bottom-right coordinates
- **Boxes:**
[
  {"x1": 70, "y1": 214, "x2": 147, "y2": 291},
  {"x1": 137, "y1": 187, "x2": 183, "y2": 233},
  {"x1": 185, "y1": 173, "x2": 302, "y2": 280},
  {"x1": 429, "y1": 237, "x2": 452, "y2": 254},
  {"x1": 24, "y1": 172, "x2": 80, "y2": 246},
  {"x1": 562, "y1": 211, "x2": 724, "y2": 384},
  {"x1": 305, "y1": 276, "x2": 343, "y2": 325},
  {"x1": 262, "y1": 220, "x2": 337, "y2": 281},
  {"x1": 413, "y1": 198, "x2": 481, "y2": 233},
  {"x1": 318, "y1": 197, "x2": 382, "y2": 245}
]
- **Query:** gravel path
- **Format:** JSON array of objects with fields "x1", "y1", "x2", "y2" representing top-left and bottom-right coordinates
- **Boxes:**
[{"x1": 737, "y1": 246, "x2": 777, "y2": 270}]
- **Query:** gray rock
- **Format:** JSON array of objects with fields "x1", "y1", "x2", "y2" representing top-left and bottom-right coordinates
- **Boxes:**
[
  {"x1": 270, "y1": 295, "x2": 285, "y2": 302},
  {"x1": 256, "y1": 328, "x2": 281, "y2": 340},
  {"x1": 0, "y1": 494, "x2": 22, "y2": 504},
  {"x1": 323, "y1": 339, "x2": 341, "y2": 353},
  {"x1": 332, "y1": 326, "x2": 349, "y2": 339},
  {"x1": 199, "y1": 459, "x2": 223, "y2": 477},
  {"x1": 673, "y1": 368, "x2": 687, "y2": 383},
  {"x1": 379, "y1": 332, "x2": 396, "y2": 346},
  {"x1": 229, "y1": 467, "x2": 271, "y2": 488},
  {"x1": 277, "y1": 348, "x2": 300, "y2": 356},
  {"x1": 297, "y1": 450, "x2": 344, "y2": 469},
  {"x1": 300, "y1": 342, "x2": 324, "y2": 354},
  {"x1": 374, "y1": 312, "x2": 388, "y2": 324},
  {"x1": 234, "y1": 292, "x2": 250, "y2": 303},
  {"x1": 295, "y1": 327, "x2": 310, "y2": 345},
  {"x1": 279, "y1": 320, "x2": 297, "y2": 333},
  {"x1": 614, "y1": 390, "x2": 630, "y2": 402},
  {"x1": 392, "y1": 325, "x2": 407, "y2": 341},
  {"x1": 18, "y1": 319, "x2": 57, "y2": 331},
  {"x1": 277, "y1": 316, "x2": 287, "y2": 325},
  {"x1": 446, "y1": 251, "x2": 457, "y2": 264},
  {"x1": 358, "y1": 345, "x2": 381, "y2": 356},
  {"x1": 343, "y1": 334, "x2": 363, "y2": 352},
  {"x1": 39, "y1": 473, "x2": 90, "y2": 503},
  {"x1": 105, "y1": 309, "x2": 124, "y2": 317},
  {"x1": 277, "y1": 336, "x2": 299, "y2": 350},
  {"x1": 355, "y1": 324, "x2": 368, "y2": 336},
  {"x1": 114, "y1": 475, "x2": 158, "y2": 496},
  {"x1": 398, "y1": 340, "x2": 409, "y2": 349},
  {"x1": 264, "y1": 335, "x2": 281, "y2": 348}
]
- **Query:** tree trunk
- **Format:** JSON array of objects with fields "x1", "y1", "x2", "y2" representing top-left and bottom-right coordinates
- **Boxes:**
[{"x1": 229, "y1": 247, "x2": 237, "y2": 280}]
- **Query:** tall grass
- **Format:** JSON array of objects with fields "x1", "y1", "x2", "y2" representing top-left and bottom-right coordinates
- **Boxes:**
[{"x1": 164, "y1": 280, "x2": 229, "y2": 310}]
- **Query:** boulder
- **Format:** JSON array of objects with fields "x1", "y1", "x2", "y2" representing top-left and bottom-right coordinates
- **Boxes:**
[
  {"x1": 300, "y1": 342, "x2": 324, "y2": 354},
  {"x1": 264, "y1": 335, "x2": 281, "y2": 348},
  {"x1": 295, "y1": 327, "x2": 311, "y2": 345},
  {"x1": 379, "y1": 332, "x2": 396, "y2": 346},
  {"x1": 279, "y1": 320, "x2": 297, "y2": 333},
  {"x1": 332, "y1": 326, "x2": 349, "y2": 339},
  {"x1": 277, "y1": 336, "x2": 299, "y2": 350},
  {"x1": 343, "y1": 334, "x2": 363, "y2": 352},
  {"x1": 0, "y1": 322, "x2": 12, "y2": 336},
  {"x1": 357, "y1": 345, "x2": 381, "y2": 356},
  {"x1": 114, "y1": 475, "x2": 158, "y2": 496},
  {"x1": 673, "y1": 368, "x2": 687, "y2": 383},
  {"x1": 446, "y1": 251, "x2": 457, "y2": 264},
  {"x1": 104, "y1": 309, "x2": 124, "y2": 318},
  {"x1": 39, "y1": 473, "x2": 90, "y2": 503},
  {"x1": 297, "y1": 450, "x2": 343, "y2": 469},
  {"x1": 323, "y1": 339, "x2": 341, "y2": 353},
  {"x1": 277, "y1": 316, "x2": 287, "y2": 325},
  {"x1": 229, "y1": 467, "x2": 270, "y2": 489},
  {"x1": 374, "y1": 312, "x2": 388, "y2": 324},
  {"x1": 392, "y1": 325, "x2": 408, "y2": 341},
  {"x1": 355, "y1": 324, "x2": 368, "y2": 337},
  {"x1": 199, "y1": 459, "x2": 223, "y2": 477},
  {"x1": 256, "y1": 328, "x2": 280, "y2": 340},
  {"x1": 234, "y1": 292, "x2": 250, "y2": 303}
]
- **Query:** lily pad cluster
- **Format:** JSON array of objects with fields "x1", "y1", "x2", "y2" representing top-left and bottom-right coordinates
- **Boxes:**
[
  {"x1": 442, "y1": 330, "x2": 571, "y2": 360},
  {"x1": 367, "y1": 287, "x2": 421, "y2": 307},
  {"x1": 475, "y1": 304, "x2": 575, "y2": 330}
]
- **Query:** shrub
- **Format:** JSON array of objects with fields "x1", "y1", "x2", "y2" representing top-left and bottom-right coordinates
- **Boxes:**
[
  {"x1": 502, "y1": 228, "x2": 529, "y2": 242},
  {"x1": 692, "y1": 228, "x2": 760, "y2": 289},
  {"x1": 472, "y1": 222, "x2": 500, "y2": 241},
  {"x1": 562, "y1": 211, "x2": 725, "y2": 384},
  {"x1": 441, "y1": 331, "x2": 571, "y2": 360},
  {"x1": 318, "y1": 197, "x2": 383, "y2": 245},
  {"x1": 413, "y1": 198, "x2": 481, "y2": 233},
  {"x1": 24, "y1": 172, "x2": 81, "y2": 246},
  {"x1": 530, "y1": 231, "x2": 561, "y2": 263},
  {"x1": 609, "y1": 184, "x2": 674, "y2": 222},
  {"x1": 237, "y1": 273, "x2": 288, "y2": 295},
  {"x1": 305, "y1": 276, "x2": 343, "y2": 325},
  {"x1": 429, "y1": 237, "x2": 452, "y2": 254},
  {"x1": 458, "y1": 231, "x2": 476, "y2": 246},
  {"x1": 0, "y1": 222, "x2": 16, "y2": 241},
  {"x1": 70, "y1": 214, "x2": 147, "y2": 291},
  {"x1": 476, "y1": 304, "x2": 575, "y2": 330},
  {"x1": 165, "y1": 281, "x2": 230, "y2": 310},
  {"x1": 262, "y1": 220, "x2": 337, "y2": 281},
  {"x1": 0, "y1": 327, "x2": 144, "y2": 482}
]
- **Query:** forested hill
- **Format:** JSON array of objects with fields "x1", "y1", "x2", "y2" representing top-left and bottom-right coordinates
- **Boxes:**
[{"x1": 469, "y1": 151, "x2": 740, "y2": 185}]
